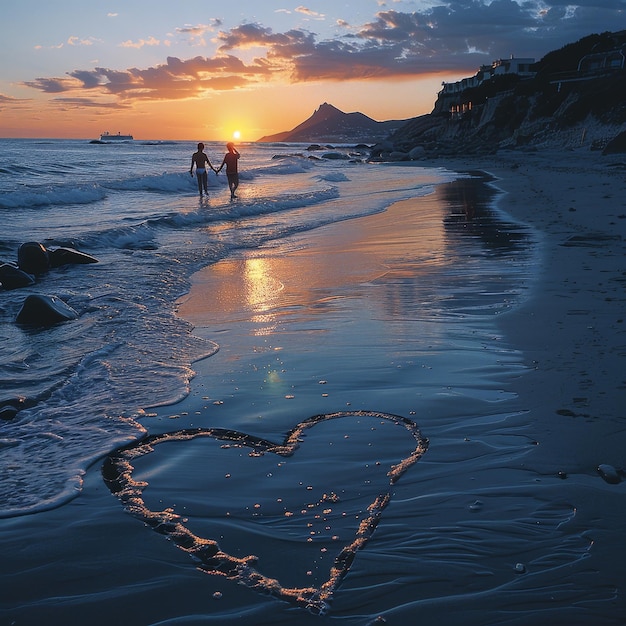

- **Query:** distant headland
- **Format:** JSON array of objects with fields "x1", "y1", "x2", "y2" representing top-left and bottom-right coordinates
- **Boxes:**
[{"x1": 260, "y1": 30, "x2": 626, "y2": 158}]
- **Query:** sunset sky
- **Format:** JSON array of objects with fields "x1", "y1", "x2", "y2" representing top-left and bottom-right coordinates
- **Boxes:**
[{"x1": 1, "y1": 0, "x2": 624, "y2": 141}]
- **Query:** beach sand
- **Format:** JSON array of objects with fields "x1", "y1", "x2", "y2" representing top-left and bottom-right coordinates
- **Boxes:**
[
  {"x1": 2, "y1": 148, "x2": 625, "y2": 625},
  {"x1": 471, "y1": 148, "x2": 626, "y2": 622},
  {"x1": 174, "y1": 148, "x2": 626, "y2": 622},
  {"x1": 168, "y1": 148, "x2": 626, "y2": 622}
]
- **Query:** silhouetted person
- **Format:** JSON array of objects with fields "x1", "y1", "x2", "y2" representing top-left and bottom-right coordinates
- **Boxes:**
[
  {"x1": 190, "y1": 142, "x2": 216, "y2": 197},
  {"x1": 217, "y1": 142, "x2": 240, "y2": 200}
]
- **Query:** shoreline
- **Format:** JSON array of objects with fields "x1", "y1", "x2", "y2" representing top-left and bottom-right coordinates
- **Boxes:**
[
  {"x1": 174, "y1": 146, "x2": 626, "y2": 618},
  {"x1": 454, "y1": 148, "x2": 626, "y2": 609},
  {"x1": 455, "y1": 148, "x2": 625, "y2": 433},
  {"x1": 429, "y1": 147, "x2": 626, "y2": 477},
  {"x1": 498, "y1": 149, "x2": 626, "y2": 616}
]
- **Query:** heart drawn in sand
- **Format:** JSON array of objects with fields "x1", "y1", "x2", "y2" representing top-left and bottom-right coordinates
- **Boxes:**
[{"x1": 102, "y1": 410, "x2": 428, "y2": 614}]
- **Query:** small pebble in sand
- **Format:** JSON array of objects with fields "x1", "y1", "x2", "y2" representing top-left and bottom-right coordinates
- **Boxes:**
[
  {"x1": 514, "y1": 563, "x2": 526, "y2": 573},
  {"x1": 597, "y1": 463, "x2": 621, "y2": 484},
  {"x1": 469, "y1": 499, "x2": 483, "y2": 511}
]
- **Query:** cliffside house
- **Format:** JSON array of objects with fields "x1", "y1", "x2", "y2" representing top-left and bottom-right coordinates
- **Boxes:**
[{"x1": 439, "y1": 56, "x2": 536, "y2": 118}]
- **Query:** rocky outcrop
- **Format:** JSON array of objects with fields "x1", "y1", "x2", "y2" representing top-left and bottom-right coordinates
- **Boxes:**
[{"x1": 373, "y1": 30, "x2": 626, "y2": 159}]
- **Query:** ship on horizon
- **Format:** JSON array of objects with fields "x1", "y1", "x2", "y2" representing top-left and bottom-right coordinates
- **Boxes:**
[{"x1": 99, "y1": 131, "x2": 134, "y2": 142}]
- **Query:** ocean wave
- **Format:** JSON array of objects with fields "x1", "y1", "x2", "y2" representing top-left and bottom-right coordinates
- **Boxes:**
[
  {"x1": 0, "y1": 184, "x2": 107, "y2": 209},
  {"x1": 76, "y1": 186, "x2": 340, "y2": 251},
  {"x1": 139, "y1": 140, "x2": 179, "y2": 146},
  {"x1": 104, "y1": 171, "x2": 195, "y2": 193},
  {"x1": 0, "y1": 158, "x2": 328, "y2": 211},
  {"x1": 0, "y1": 172, "x2": 212, "y2": 209},
  {"x1": 313, "y1": 172, "x2": 351, "y2": 182},
  {"x1": 255, "y1": 156, "x2": 317, "y2": 176}
]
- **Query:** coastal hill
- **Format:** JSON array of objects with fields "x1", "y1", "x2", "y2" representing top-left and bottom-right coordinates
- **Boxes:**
[
  {"x1": 256, "y1": 31, "x2": 626, "y2": 157},
  {"x1": 256, "y1": 102, "x2": 410, "y2": 144},
  {"x1": 377, "y1": 29, "x2": 626, "y2": 158}
]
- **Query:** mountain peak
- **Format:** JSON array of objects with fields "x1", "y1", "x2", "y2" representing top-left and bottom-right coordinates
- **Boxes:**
[
  {"x1": 309, "y1": 102, "x2": 345, "y2": 123},
  {"x1": 256, "y1": 103, "x2": 408, "y2": 143},
  {"x1": 316, "y1": 102, "x2": 341, "y2": 113}
]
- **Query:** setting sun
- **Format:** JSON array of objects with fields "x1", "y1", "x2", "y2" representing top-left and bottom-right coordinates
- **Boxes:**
[{"x1": 233, "y1": 130, "x2": 241, "y2": 140}]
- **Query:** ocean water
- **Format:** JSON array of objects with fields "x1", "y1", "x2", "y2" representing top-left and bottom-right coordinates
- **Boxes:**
[{"x1": 0, "y1": 138, "x2": 461, "y2": 518}]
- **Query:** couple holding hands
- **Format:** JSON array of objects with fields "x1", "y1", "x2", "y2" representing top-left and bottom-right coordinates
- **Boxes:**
[{"x1": 191, "y1": 142, "x2": 240, "y2": 200}]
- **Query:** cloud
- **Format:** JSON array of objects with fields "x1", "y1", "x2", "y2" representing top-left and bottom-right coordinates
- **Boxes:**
[
  {"x1": 0, "y1": 93, "x2": 27, "y2": 103},
  {"x1": 175, "y1": 20, "x2": 223, "y2": 45},
  {"x1": 51, "y1": 97, "x2": 130, "y2": 109},
  {"x1": 23, "y1": 77, "x2": 83, "y2": 93},
  {"x1": 295, "y1": 6, "x2": 325, "y2": 18},
  {"x1": 35, "y1": 35, "x2": 99, "y2": 50},
  {"x1": 542, "y1": 0, "x2": 624, "y2": 7},
  {"x1": 0, "y1": 95, "x2": 32, "y2": 114},
  {"x1": 68, "y1": 36, "x2": 95, "y2": 46},
  {"x1": 21, "y1": 2, "x2": 626, "y2": 106},
  {"x1": 217, "y1": 23, "x2": 316, "y2": 52},
  {"x1": 25, "y1": 55, "x2": 270, "y2": 101},
  {"x1": 120, "y1": 36, "x2": 162, "y2": 49},
  {"x1": 34, "y1": 43, "x2": 64, "y2": 50}
]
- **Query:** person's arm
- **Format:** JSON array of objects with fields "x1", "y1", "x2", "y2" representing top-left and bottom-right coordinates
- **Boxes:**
[
  {"x1": 216, "y1": 156, "x2": 226, "y2": 173},
  {"x1": 190, "y1": 156, "x2": 194, "y2": 176}
]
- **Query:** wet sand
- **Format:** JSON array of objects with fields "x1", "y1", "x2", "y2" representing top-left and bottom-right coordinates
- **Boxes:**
[
  {"x1": 2, "y1": 151, "x2": 625, "y2": 625},
  {"x1": 173, "y1": 149, "x2": 626, "y2": 623}
]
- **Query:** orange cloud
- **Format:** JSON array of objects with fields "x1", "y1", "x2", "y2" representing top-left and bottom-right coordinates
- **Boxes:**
[{"x1": 25, "y1": 55, "x2": 271, "y2": 101}]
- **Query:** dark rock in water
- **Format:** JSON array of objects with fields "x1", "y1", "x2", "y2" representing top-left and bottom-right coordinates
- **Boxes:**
[
  {"x1": 603, "y1": 130, "x2": 626, "y2": 155},
  {"x1": 16, "y1": 294, "x2": 79, "y2": 327},
  {"x1": 0, "y1": 263, "x2": 35, "y2": 290},
  {"x1": 17, "y1": 242, "x2": 50, "y2": 275},
  {"x1": 321, "y1": 152, "x2": 348, "y2": 160},
  {"x1": 0, "y1": 397, "x2": 27, "y2": 420},
  {"x1": 0, "y1": 405, "x2": 19, "y2": 420},
  {"x1": 15, "y1": 242, "x2": 97, "y2": 276},
  {"x1": 597, "y1": 463, "x2": 621, "y2": 484},
  {"x1": 48, "y1": 247, "x2": 99, "y2": 268}
]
